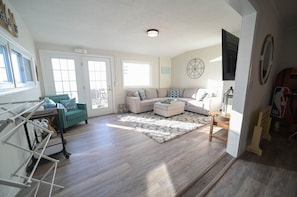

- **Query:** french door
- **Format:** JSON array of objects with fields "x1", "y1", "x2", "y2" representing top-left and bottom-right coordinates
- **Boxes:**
[
  {"x1": 39, "y1": 51, "x2": 114, "y2": 117},
  {"x1": 82, "y1": 56, "x2": 113, "y2": 117}
]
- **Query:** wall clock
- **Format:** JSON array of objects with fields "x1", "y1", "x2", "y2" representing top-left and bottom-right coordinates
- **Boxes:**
[{"x1": 186, "y1": 58, "x2": 205, "y2": 79}]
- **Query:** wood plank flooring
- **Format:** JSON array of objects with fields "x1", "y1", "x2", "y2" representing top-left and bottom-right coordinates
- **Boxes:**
[
  {"x1": 16, "y1": 114, "x2": 297, "y2": 197},
  {"x1": 206, "y1": 130, "x2": 297, "y2": 197},
  {"x1": 16, "y1": 113, "x2": 227, "y2": 197}
]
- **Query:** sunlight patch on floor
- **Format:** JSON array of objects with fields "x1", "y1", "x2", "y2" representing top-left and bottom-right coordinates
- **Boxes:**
[
  {"x1": 145, "y1": 163, "x2": 176, "y2": 196},
  {"x1": 106, "y1": 123, "x2": 135, "y2": 131}
]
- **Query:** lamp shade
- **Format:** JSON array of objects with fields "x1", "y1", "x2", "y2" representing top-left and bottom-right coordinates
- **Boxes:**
[{"x1": 147, "y1": 29, "x2": 159, "y2": 37}]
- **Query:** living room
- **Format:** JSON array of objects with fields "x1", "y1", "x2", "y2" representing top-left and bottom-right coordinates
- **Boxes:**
[{"x1": 1, "y1": 0, "x2": 297, "y2": 196}]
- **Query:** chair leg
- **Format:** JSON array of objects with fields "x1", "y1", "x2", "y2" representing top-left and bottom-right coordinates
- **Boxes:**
[{"x1": 85, "y1": 120, "x2": 88, "y2": 124}]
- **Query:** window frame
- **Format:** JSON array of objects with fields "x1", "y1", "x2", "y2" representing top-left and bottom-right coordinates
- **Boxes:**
[
  {"x1": 122, "y1": 60, "x2": 152, "y2": 88},
  {"x1": 9, "y1": 43, "x2": 35, "y2": 87},
  {"x1": 0, "y1": 34, "x2": 36, "y2": 92}
]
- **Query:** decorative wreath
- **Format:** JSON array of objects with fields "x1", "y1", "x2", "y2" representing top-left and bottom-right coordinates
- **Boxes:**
[{"x1": 186, "y1": 58, "x2": 205, "y2": 79}]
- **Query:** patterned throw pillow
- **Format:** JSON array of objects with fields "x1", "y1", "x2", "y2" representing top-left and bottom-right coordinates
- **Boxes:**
[
  {"x1": 138, "y1": 89, "x2": 146, "y2": 101},
  {"x1": 60, "y1": 98, "x2": 77, "y2": 110},
  {"x1": 169, "y1": 89, "x2": 180, "y2": 98}
]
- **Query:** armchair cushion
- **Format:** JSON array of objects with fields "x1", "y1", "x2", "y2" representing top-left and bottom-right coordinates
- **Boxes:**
[{"x1": 65, "y1": 109, "x2": 87, "y2": 121}]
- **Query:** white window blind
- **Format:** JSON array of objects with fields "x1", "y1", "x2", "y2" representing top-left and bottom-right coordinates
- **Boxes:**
[{"x1": 123, "y1": 61, "x2": 151, "y2": 87}]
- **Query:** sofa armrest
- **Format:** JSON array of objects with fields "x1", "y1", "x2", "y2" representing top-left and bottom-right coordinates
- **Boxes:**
[
  {"x1": 126, "y1": 96, "x2": 141, "y2": 113},
  {"x1": 203, "y1": 97, "x2": 221, "y2": 112}
]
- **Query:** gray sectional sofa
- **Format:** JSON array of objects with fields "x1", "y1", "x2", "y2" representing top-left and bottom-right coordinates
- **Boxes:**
[{"x1": 125, "y1": 88, "x2": 221, "y2": 116}]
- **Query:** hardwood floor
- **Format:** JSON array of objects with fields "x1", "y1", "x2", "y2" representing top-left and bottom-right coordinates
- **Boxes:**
[
  {"x1": 16, "y1": 114, "x2": 297, "y2": 197},
  {"x1": 206, "y1": 129, "x2": 297, "y2": 197},
  {"x1": 17, "y1": 113, "x2": 227, "y2": 197}
]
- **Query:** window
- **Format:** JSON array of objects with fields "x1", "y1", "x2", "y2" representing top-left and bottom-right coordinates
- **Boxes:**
[
  {"x1": 0, "y1": 44, "x2": 13, "y2": 88},
  {"x1": 0, "y1": 35, "x2": 35, "y2": 91},
  {"x1": 122, "y1": 61, "x2": 151, "y2": 87},
  {"x1": 10, "y1": 49, "x2": 34, "y2": 87},
  {"x1": 51, "y1": 58, "x2": 78, "y2": 98}
]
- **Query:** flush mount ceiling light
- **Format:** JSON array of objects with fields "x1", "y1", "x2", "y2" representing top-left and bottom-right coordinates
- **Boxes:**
[{"x1": 147, "y1": 29, "x2": 159, "y2": 37}]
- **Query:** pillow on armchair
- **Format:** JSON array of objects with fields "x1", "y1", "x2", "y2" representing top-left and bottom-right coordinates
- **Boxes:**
[{"x1": 60, "y1": 98, "x2": 77, "y2": 110}]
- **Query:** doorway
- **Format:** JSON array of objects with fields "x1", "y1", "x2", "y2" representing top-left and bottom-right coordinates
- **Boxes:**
[
  {"x1": 82, "y1": 56, "x2": 114, "y2": 117},
  {"x1": 39, "y1": 51, "x2": 114, "y2": 117}
]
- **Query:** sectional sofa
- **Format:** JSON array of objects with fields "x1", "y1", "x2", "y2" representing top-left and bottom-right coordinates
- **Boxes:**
[{"x1": 125, "y1": 88, "x2": 221, "y2": 116}]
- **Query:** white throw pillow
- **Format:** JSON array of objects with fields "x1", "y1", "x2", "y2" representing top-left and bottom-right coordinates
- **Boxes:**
[{"x1": 196, "y1": 89, "x2": 208, "y2": 101}]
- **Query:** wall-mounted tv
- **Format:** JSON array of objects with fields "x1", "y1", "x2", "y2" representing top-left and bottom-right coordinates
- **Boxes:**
[{"x1": 222, "y1": 29, "x2": 239, "y2": 80}]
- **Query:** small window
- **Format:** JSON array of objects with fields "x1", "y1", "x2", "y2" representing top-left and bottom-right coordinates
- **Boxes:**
[
  {"x1": 10, "y1": 50, "x2": 34, "y2": 86},
  {"x1": 122, "y1": 61, "x2": 151, "y2": 87},
  {"x1": 0, "y1": 35, "x2": 35, "y2": 92}
]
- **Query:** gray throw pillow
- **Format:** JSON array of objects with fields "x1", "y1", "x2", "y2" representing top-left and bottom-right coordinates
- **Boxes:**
[{"x1": 138, "y1": 89, "x2": 146, "y2": 100}]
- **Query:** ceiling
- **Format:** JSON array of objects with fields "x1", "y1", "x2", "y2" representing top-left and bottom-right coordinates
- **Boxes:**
[{"x1": 9, "y1": 0, "x2": 297, "y2": 57}]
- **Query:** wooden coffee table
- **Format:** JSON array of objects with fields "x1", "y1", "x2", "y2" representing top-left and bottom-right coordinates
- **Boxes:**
[{"x1": 209, "y1": 112, "x2": 230, "y2": 142}]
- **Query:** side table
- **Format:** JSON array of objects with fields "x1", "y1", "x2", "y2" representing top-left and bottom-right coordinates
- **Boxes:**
[{"x1": 209, "y1": 112, "x2": 230, "y2": 142}]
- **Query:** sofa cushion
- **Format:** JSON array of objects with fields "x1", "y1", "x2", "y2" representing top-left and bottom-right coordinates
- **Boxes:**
[
  {"x1": 138, "y1": 89, "x2": 146, "y2": 100},
  {"x1": 177, "y1": 98, "x2": 194, "y2": 103},
  {"x1": 140, "y1": 99, "x2": 156, "y2": 107},
  {"x1": 157, "y1": 88, "x2": 168, "y2": 97},
  {"x1": 169, "y1": 89, "x2": 180, "y2": 98},
  {"x1": 196, "y1": 89, "x2": 208, "y2": 101},
  {"x1": 187, "y1": 100, "x2": 204, "y2": 108},
  {"x1": 183, "y1": 88, "x2": 198, "y2": 99},
  {"x1": 145, "y1": 88, "x2": 158, "y2": 99}
]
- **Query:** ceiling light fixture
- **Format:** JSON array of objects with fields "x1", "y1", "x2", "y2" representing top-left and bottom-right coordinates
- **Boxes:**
[{"x1": 147, "y1": 29, "x2": 159, "y2": 37}]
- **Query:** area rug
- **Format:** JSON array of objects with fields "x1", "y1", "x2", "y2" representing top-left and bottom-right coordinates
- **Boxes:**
[{"x1": 118, "y1": 111, "x2": 210, "y2": 143}]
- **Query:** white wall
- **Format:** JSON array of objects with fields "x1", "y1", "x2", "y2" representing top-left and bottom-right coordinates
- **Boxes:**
[
  {"x1": 0, "y1": 1, "x2": 41, "y2": 103},
  {"x1": 36, "y1": 42, "x2": 167, "y2": 113},
  {"x1": 226, "y1": 0, "x2": 284, "y2": 157},
  {"x1": 279, "y1": 26, "x2": 297, "y2": 70},
  {"x1": 0, "y1": 1, "x2": 40, "y2": 196},
  {"x1": 171, "y1": 45, "x2": 225, "y2": 97},
  {"x1": 159, "y1": 57, "x2": 171, "y2": 88}
]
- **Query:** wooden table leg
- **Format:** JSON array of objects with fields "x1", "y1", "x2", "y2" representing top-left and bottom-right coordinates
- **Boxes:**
[{"x1": 209, "y1": 115, "x2": 214, "y2": 141}]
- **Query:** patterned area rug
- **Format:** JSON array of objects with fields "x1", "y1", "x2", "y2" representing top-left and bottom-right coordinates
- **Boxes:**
[{"x1": 118, "y1": 111, "x2": 210, "y2": 143}]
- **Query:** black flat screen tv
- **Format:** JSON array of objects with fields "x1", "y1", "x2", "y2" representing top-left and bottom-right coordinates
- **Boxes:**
[{"x1": 222, "y1": 29, "x2": 239, "y2": 80}]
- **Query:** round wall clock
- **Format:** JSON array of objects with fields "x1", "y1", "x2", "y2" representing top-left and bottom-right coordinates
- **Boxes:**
[{"x1": 186, "y1": 58, "x2": 205, "y2": 79}]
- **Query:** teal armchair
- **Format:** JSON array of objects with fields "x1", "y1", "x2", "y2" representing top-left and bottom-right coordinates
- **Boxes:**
[{"x1": 40, "y1": 94, "x2": 88, "y2": 131}]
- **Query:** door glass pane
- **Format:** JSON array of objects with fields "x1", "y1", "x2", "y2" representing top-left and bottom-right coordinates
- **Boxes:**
[
  {"x1": 51, "y1": 58, "x2": 78, "y2": 98},
  {"x1": 88, "y1": 60, "x2": 108, "y2": 109}
]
